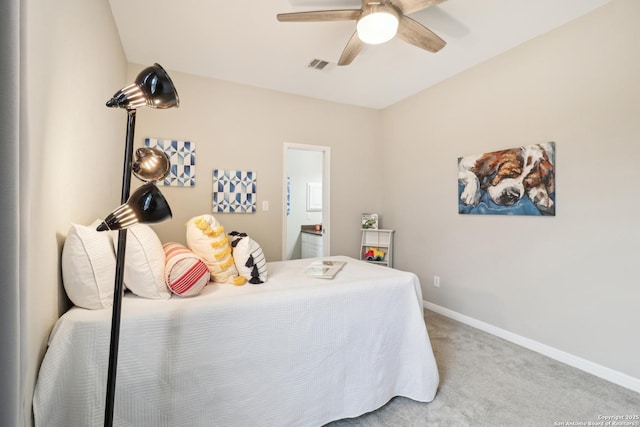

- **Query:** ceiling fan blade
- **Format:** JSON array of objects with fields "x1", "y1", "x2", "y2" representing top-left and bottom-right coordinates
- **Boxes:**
[
  {"x1": 338, "y1": 32, "x2": 364, "y2": 66},
  {"x1": 394, "y1": 0, "x2": 446, "y2": 15},
  {"x1": 277, "y1": 9, "x2": 361, "y2": 22},
  {"x1": 396, "y1": 15, "x2": 446, "y2": 53}
]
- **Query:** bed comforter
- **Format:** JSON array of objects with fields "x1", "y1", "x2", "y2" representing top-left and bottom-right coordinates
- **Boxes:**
[{"x1": 33, "y1": 256, "x2": 439, "y2": 426}]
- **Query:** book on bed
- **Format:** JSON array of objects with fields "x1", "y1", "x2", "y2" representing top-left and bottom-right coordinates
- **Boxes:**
[{"x1": 305, "y1": 259, "x2": 346, "y2": 279}]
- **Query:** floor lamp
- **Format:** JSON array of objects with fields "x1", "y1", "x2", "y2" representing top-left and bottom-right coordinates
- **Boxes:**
[{"x1": 98, "y1": 63, "x2": 179, "y2": 427}]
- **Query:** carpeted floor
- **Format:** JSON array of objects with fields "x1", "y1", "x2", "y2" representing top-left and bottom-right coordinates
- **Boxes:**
[{"x1": 326, "y1": 309, "x2": 640, "y2": 427}]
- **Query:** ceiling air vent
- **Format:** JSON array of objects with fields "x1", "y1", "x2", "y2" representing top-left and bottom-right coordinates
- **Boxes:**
[{"x1": 307, "y1": 59, "x2": 329, "y2": 70}]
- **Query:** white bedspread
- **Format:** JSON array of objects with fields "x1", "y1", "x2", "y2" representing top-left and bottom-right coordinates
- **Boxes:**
[{"x1": 33, "y1": 256, "x2": 439, "y2": 427}]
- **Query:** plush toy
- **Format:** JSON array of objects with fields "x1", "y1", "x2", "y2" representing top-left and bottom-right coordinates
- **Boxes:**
[{"x1": 364, "y1": 247, "x2": 385, "y2": 261}]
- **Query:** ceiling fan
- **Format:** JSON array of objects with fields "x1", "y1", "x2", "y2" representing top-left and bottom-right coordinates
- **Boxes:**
[{"x1": 277, "y1": 0, "x2": 447, "y2": 66}]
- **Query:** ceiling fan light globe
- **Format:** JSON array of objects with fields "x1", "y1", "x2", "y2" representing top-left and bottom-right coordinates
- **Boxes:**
[{"x1": 357, "y1": 10, "x2": 399, "y2": 45}]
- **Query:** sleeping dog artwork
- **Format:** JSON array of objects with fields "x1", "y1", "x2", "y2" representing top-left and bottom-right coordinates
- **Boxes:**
[{"x1": 458, "y1": 142, "x2": 555, "y2": 216}]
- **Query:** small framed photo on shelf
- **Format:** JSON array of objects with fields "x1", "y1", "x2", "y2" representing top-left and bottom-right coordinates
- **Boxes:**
[{"x1": 362, "y1": 213, "x2": 378, "y2": 229}]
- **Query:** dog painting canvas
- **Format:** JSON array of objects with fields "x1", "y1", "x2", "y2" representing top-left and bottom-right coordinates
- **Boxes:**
[{"x1": 458, "y1": 142, "x2": 555, "y2": 216}]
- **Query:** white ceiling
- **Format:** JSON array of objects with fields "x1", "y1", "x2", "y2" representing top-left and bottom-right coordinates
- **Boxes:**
[{"x1": 109, "y1": 0, "x2": 611, "y2": 109}]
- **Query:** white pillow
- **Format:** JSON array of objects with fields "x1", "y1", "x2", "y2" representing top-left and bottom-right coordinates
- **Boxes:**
[
  {"x1": 114, "y1": 224, "x2": 170, "y2": 299},
  {"x1": 61, "y1": 220, "x2": 116, "y2": 310},
  {"x1": 230, "y1": 232, "x2": 268, "y2": 284}
]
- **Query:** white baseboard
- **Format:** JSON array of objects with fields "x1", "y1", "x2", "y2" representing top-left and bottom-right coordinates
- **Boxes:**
[{"x1": 423, "y1": 300, "x2": 640, "y2": 394}]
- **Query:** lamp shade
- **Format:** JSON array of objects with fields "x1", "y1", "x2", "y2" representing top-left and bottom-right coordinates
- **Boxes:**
[
  {"x1": 106, "y1": 63, "x2": 180, "y2": 110},
  {"x1": 132, "y1": 147, "x2": 170, "y2": 182},
  {"x1": 97, "y1": 183, "x2": 172, "y2": 231},
  {"x1": 357, "y1": 5, "x2": 399, "y2": 45}
]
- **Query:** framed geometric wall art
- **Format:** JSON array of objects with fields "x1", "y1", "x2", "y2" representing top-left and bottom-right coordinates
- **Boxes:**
[
  {"x1": 144, "y1": 137, "x2": 196, "y2": 186},
  {"x1": 212, "y1": 169, "x2": 257, "y2": 213},
  {"x1": 458, "y1": 141, "x2": 555, "y2": 216}
]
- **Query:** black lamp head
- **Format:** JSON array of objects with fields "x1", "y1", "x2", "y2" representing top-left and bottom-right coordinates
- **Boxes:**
[
  {"x1": 97, "y1": 182, "x2": 172, "y2": 231},
  {"x1": 106, "y1": 63, "x2": 180, "y2": 110}
]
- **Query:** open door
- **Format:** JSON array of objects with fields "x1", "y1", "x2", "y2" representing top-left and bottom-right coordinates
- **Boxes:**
[{"x1": 282, "y1": 143, "x2": 331, "y2": 260}]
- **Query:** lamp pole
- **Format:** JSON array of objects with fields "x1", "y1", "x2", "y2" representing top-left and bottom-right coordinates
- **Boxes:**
[{"x1": 104, "y1": 109, "x2": 136, "y2": 427}]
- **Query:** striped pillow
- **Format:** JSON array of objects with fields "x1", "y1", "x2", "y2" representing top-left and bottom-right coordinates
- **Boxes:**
[
  {"x1": 163, "y1": 242, "x2": 210, "y2": 297},
  {"x1": 229, "y1": 231, "x2": 268, "y2": 284}
]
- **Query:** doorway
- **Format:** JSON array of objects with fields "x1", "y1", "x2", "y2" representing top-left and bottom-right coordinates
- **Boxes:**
[{"x1": 282, "y1": 143, "x2": 330, "y2": 260}]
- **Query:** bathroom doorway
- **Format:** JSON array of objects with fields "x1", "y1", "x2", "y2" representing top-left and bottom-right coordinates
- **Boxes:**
[{"x1": 282, "y1": 143, "x2": 330, "y2": 260}]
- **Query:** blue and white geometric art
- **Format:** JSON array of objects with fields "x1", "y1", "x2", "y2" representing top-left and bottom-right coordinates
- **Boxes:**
[
  {"x1": 144, "y1": 137, "x2": 196, "y2": 186},
  {"x1": 212, "y1": 169, "x2": 257, "y2": 213}
]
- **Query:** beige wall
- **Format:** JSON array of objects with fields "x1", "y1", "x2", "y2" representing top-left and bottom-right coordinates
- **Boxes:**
[
  {"x1": 23, "y1": 0, "x2": 126, "y2": 423},
  {"x1": 24, "y1": 0, "x2": 639, "y2": 423},
  {"x1": 381, "y1": 0, "x2": 640, "y2": 379},
  {"x1": 129, "y1": 65, "x2": 383, "y2": 261}
]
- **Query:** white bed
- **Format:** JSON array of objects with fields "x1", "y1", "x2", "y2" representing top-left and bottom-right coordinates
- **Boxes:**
[{"x1": 33, "y1": 256, "x2": 439, "y2": 427}]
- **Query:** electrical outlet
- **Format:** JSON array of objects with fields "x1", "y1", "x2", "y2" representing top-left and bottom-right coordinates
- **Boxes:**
[{"x1": 433, "y1": 275, "x2": 440, "y2": 287}]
